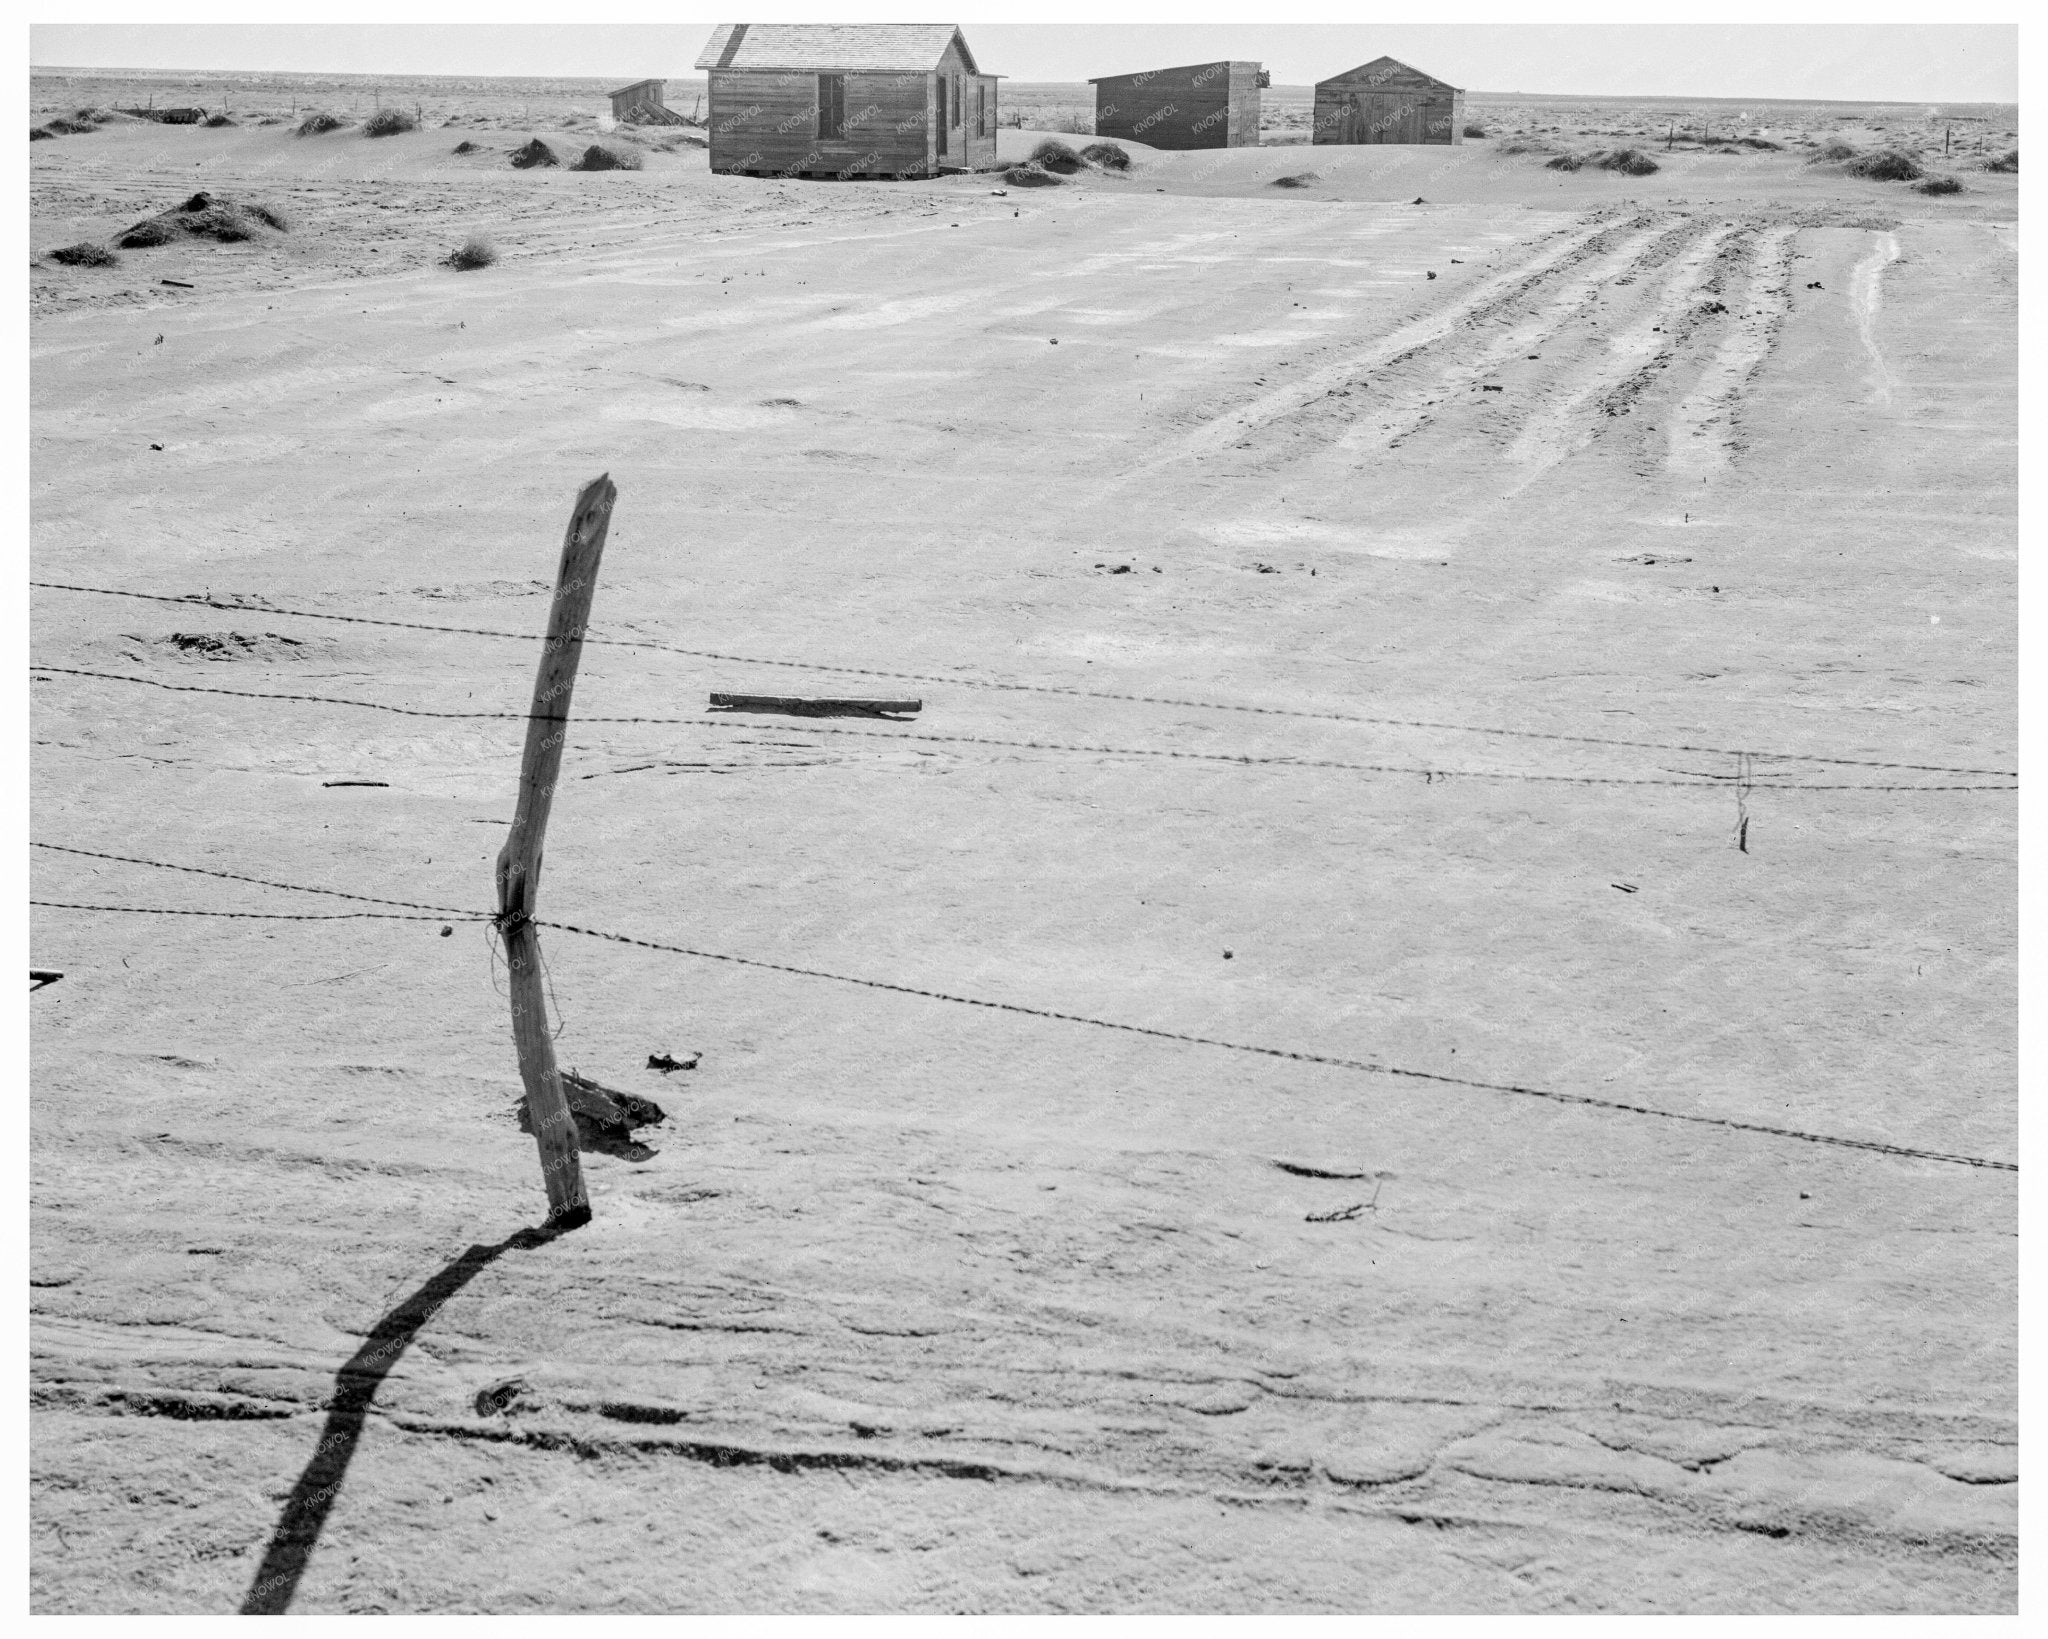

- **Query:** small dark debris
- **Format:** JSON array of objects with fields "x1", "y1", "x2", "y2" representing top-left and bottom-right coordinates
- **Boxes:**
[
  {"x1": 474, "y1": 1378, "x2": 527, "y2": 1417},
  {"x1": 1806, "y1": 281, "x2": 1823, "y2": 290},
  {"x1": 1307, "y1": 1202, "x2": 1367, "y2": 1223},
  {"x1": 322, "y1": 779, "x2": 388, "y2": 788},
  {"x1": 1612, "y1": 882, "x2": 1639, "y2": 893},
  {"x1": 647, "y1": 1051, "x2": 700, "y2": 1074},
  {"x1": 30, "y1": 969, "x2": 62, "y2": 991},
  {"x1": 1411, "y1": 196, "x2": 1425, "y2": 204},
  {"x1": 1481, "y1": 384, "x2": 1503, "y2": 393},
  {"x1": 160, "y1": 278, "x2": 195, "y2": 289},
  {"x1": 186, "y1": 1247, "x2": 225, "y2": 1256},
  {"x1": 149, "y1": 443, "x2": 164, "y2": 451},
  {"x1": 440, "y1": 926, "x2": 454, "y2": 938},
  {"x1": 1223, "y1": 949, "x2": 1234, "y2": 959},
  {"x1": 1426, "y1": 270, "x2": 1437, "y2": 279},
  {"x1": 515, "y1": 1069, "x2": 665, "y2": 1161}
]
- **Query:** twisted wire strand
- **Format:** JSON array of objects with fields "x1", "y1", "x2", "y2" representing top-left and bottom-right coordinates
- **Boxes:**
[
  {"x1": 30, "y1": 580, "x2": 2017, "y2": 778},
  {"x1": 30, "y1": 842, "x2": 2017, "y2": 1173},
  {"x1": 28, "y1": 667, "x2": 2018, "y2": 793}
]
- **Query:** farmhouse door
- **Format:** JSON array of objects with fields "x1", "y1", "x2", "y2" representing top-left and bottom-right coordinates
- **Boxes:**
[
  {"x1": 935, "y1": 76, "x2": 950, "y2": 163},
  {"x1": 1359, "y1": 95, "x2": 1422, "y2": 144}
]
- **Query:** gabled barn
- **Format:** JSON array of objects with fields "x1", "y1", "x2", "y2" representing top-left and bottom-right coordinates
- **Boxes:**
[
  {"x1": 1313, "y1": 56, "x2": 1464, "y2": 146},
  {"x1": 695, "y1": 22, "x2": 1000, "y2": 179},
  {"x1": 608, "y1": 79, "x2": 686, "y2": 126},
  {"x1": 1089, "y1": 60, "x2": 1261, "y2": 150}
]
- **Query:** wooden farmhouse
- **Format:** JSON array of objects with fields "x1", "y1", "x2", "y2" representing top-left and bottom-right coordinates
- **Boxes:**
[
  {"x1": 1312, "y1": 56, "x2": 1464, "y2": 146},
  {"x1": 607, "y1": 78, "x2": 686, "y2": 125},
  {"x1": 1089, "y1": 60, "x2": 1261, "y2": 150},
  {"x1": 695, "y1": 22, "x2": 1000, "y2": 179}
]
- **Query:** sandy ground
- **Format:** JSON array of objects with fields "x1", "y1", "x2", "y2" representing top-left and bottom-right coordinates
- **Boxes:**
[{"x1": 30, "y1": 111, "x2": 2016, "y2": 1613}]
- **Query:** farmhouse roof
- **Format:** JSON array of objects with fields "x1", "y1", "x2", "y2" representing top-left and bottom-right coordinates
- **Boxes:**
[
  {"x1": 1087, "y1": 59, "x2": 1258, "y2": 85},
  {"x1": 695, "y1": 23, "x2": 981, "y2": 75},
  {"x1": 607, "y1": 79, "x2": 663, "y2": 97},
  {"x1": 1317, "y1": 55, "x2": 1462, "y2": 92}
]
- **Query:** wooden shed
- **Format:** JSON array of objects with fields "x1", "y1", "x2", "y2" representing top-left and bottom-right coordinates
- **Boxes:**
[
  {"x1": 1089, "y1": 60, "x2": 1260, "y2": 150},
  {"x1": 1312, "y1": 56, "x2": 1464, "y2": 146},
  {"x1": 607, "y1": 79, "x2": 686, "y2": 126},
  {"x1": 695, "y1": 22, "x2": 1000, "y2": 180}
]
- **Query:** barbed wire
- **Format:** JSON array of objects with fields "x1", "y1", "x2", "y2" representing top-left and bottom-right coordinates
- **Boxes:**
[
  {"x1": 31, "y1": 842, "x2": 476, "y2": 918},
  {"x1": 30, "y1": 899, "x2": 477, "y2": 925},
  {"x1": 28, "y1": 667, "x2": 2019, "y2": 794},
  {"x1": 30, "y1": 842, "x2": 2017, "y2": 1173},
  {"x1": 30, "y1": 580, "x2": 2017, "y2": 778}
]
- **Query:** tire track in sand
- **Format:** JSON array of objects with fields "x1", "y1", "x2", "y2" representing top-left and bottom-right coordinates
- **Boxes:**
[
  {"x1": 1332, "y1": 216, "x2": 1687, "y2": 457},
  {"x1": 1499, "y1": 220, "x2": 1739, "y2": 489},
  {"x1": 1848, "y1": 229, "x2": 1903, "y2": 405},
  {"x1": 1664, "y1": 223, "x2": 1798, "y2": 481},
  {"x1": 1152, "y1": 214, "x2": 1620, "y2": 470}
]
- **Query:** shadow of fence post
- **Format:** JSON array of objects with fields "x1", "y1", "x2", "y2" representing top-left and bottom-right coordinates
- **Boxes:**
[{"x1": 240, "y1": 1222, "x2": 564, "y2": 1615}]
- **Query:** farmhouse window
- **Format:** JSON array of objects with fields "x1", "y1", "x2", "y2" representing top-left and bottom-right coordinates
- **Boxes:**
[
  {"x1": 976, "y1": 82, "x2": 987, "y2": 136},
  {"x1": 817, "y1": 73, "x2": 845, "y2": 139},
  {"x1": 934, "y1": 75, "x2": 947, "y2": 136}
]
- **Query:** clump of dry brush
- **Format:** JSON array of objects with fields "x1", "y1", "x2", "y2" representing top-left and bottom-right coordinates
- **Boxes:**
[
  {"x1": 1028, "y1": 138, "x2": 1085, "y2": 174},
  {"x1": 47, "y1": 241, "x2": 119, "y2": 267},
  {"x1": 1984, "y1": 149, "x2": 2018, "y2": 173},
  {"x1": 572, "y1": 141, "x2": 643, "y2": 171},
  {"x1": 1547, "y1": 147, "x2": 1659, "y2": 175},
  {"x1": 509, "y1": 137, "x2": 559, "y2": 169},
  {"x1": 117, "y1": 191, "x2": 288, "y2": 248},
  {"x1": 1915, "y1": 175, "x2": 1964, "y2": 195},
  {"x1": 444, "y1": 234, "x2": 497, "y2": 270},
  {"x1": 295, "y1": 111, "x2": 350, "y2": 137},
  {"x1": 1268, "y1": 171, "x2": 1320, "y2": 188},
  {"x1": 1842, "y1": 149, "x2": 1924, "y2": 181},
  {"x1": 362, "y1": 107, "x2": 419, "y2": 138},
  {"x1": 1004, "y1": 137, "x2": 1131, "y2": 188}
]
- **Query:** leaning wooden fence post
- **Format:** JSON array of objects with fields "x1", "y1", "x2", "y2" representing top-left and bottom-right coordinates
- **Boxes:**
[{"x1": 495, "y1": 474, "x2": 617, "y2": 1229}]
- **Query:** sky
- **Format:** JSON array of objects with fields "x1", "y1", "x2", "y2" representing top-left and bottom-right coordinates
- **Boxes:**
[{"x1": 27, "y1": 20, "x2": 2019, "y2": 103}]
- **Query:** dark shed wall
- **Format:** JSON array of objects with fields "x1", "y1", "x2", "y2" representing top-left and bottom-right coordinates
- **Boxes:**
[
  {"x1": 708, "y1": 67, "x2": 933, "y2": 175},
  {"x1": 1092, "y1": 60, "x2": 1259, "y2": 149}
]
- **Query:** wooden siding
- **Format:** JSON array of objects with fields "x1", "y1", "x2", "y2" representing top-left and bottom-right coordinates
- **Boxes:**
[
  {"x1": 705, "y1": 31, "x2": 998, "y2": 179},
  {"x1": 1312, "y1": 58, "x2": 1463, "y2": 146},
  {"x1": 933, "y1": 36, "x2": 998, "y2": 172},
  {"x1": 1091, "y1": 61, "x2": 1259, "y2": 150},
  {"x1": 609, "y1": 80, "x2": 685, "y2": 125},
  {"x1": 707, "y1": 67, "x2": 934, "y2": 177}
]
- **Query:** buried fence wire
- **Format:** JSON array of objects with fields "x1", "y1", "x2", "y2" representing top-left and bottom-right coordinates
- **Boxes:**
[
  {"x1": 29, "y1": 581, "x2": 2018, "y2": 779},
  {"x1": 27, "y1": 667, "x2": 2020, "y2": 794},
  {"x1": 30, "y1": 844, "x2": 2017, "y2": 1174}
]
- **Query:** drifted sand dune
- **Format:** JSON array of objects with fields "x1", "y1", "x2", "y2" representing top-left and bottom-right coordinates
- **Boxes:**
[{"x1": 31, "y1": 98, "x2": 2015, "y2": 1613}]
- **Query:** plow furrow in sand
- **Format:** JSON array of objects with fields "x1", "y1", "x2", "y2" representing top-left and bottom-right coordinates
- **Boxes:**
[
  {"x1": 1499, "y1": 221, "x2": 1744, "y2": 485},
  {"x1": 1664, "y1": 224, "x2": 1799, "y2": 481},
  {"x1": 1162, "y1": 213, "x2": 1623, "y2": 467},
  {"x1": 1332, "y1": 217, "x2": 1693, "y2": 457}
]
